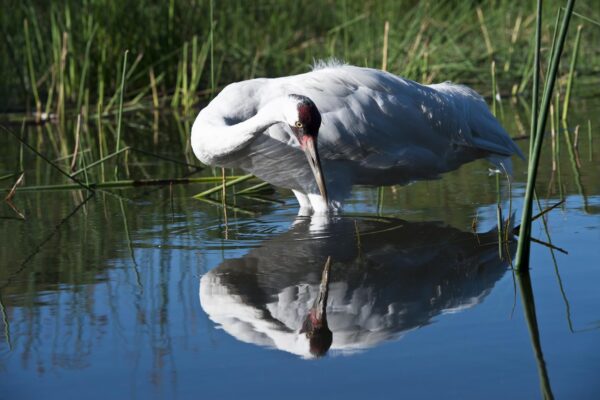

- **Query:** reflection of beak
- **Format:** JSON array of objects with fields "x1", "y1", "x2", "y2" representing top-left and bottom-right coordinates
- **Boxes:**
[
  {"x1": 302, "y1": 136, "x2": 328, "y2": 204},
  {"x1": 300, "y1": 256, "x2": 333, "y2": 358},
  {"x1": 314, "y1": 256, "x2": 331, "y2": 320}
]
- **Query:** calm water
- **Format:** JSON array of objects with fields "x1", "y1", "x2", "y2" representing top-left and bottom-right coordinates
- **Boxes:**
[{"x1": 1, "y1": 100, "x2": 599, "y2": 399}]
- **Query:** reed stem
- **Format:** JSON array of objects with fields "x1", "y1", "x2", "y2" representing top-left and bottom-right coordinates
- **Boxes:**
[
  {"x1": 11, "y1": 176, "x2": 235, "y2": 192},
  {"x1": 193, "y1": 174, "x2": 254, "y2": 199},
  {"x1": 70, "y1": 146, "x2": 130, "y2": 178},
  {"x1": 515, "y1": 0, "x2": 576, "y2": 271},
  {"x1": 382, "y1": 21, "x2": 389, "y2": 71},
  {"x1": 113, "y1": 50, "x2": 129, "y2": 180},
  {"x1": 529, "y1": 0, "x2": 543, "y2": 158},
  {"x1": 561, "y1": 24, "x2": 583, "y2": 123},
  {"x1": 23, "y1": 19, "x2": 41, "y2": 117}
]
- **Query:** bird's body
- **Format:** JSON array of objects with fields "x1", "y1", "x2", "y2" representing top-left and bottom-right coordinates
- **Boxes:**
[{"x1": 191, "y1": 61, "x2": 523, "y2": 213}]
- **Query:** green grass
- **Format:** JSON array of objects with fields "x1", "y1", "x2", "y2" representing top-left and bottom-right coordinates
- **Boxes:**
[
  {"x1": 1, "y1": 0, "x2": 598, "y2": 255},
  {"x1": 2, "y1": 0, "x2": 600, "y2": 114},
  {"x1": 515, "y1": 0, "x2": 577, "y2": 270}
]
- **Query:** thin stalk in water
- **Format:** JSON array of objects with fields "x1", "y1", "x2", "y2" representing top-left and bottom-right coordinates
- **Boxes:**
[
  {"x1": 516, "y1": 272, "x2": 555, "y2": 399},
  {"x1": 1, "y1": 124, "x2": 93, "y2": 192},
  {"x1": 114, "y1": 50, "x2": 129, "y2": 180},
  {"x1": 235, "y1": 181, "x2": 272, "y2": 195},
  {"x1": 529, "y1": 0, "x2": 542, "y2": 158},
  {"x1": 0, "y1": 293, "x2": 12, "y2": 350},
  {"x1": 382, "y1": 21, "x2": 389, "y2": 71},
  {"x1": 23, "y1": 19, "x2": 41, "y2": 117},
  {"x1": 76, "y1": 25, "x2": 97, "y2": 112},
  {"x1": 491, "y1": 60, "x2": 498, "y2": 116},
  {"x1": 118, "y1": 199, "x2": 142, "y2": 291},
  {"x1": 588, "y1": 120, "x2": 592, "y2": 162},
  {"x1": 515, "y1": 0, "x2": 576, "y2": 271},
  {"x1": 71, "y1": 146, "x2": 130, "y2": 178},
  {"x1": 561, "y1": 25, "x2": 583, "y2": 123},
  {"x1": 495, "y1": 171, "x2": 503, "y2": 258},
  {"x1": 193, "y1": 174, "x2": 254, "y2": 199},
  {"x1": 562, "y1": 122, "x2": 588, "y2": 211},
  {"x1": 194, "y1": 195, "x2": 256, "y2": 217},
  {"x1": 10, "y1": 176, "x2": 233, "y2": 192},
  {"x1": 377, "y1": 186, "x2": 384, "y2": 215}
]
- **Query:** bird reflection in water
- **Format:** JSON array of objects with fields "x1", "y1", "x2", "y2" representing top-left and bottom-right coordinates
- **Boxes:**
[
  {"x1": 299, "y1": 257, "x2": 332, "y2": 357},
  {"x1": 200, "y1": 217, "x2": 515, "y2": 358}
]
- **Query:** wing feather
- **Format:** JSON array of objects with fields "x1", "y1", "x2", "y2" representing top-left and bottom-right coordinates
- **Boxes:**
[{"x1": 199, "y1": 64, "x2": 523, "y2": 196}]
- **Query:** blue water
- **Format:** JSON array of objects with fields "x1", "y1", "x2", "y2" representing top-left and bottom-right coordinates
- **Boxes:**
[
  {"x1": 1, "y1": 184, "x2": 599, "y2": 399},
  {"x1": 1, "y1": 102, "x2": 600, "y2": 399}
]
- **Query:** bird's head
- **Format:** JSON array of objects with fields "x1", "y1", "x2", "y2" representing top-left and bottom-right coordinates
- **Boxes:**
[{"x1": 283, "y1": 94, "x2": 328, "y2": 203}]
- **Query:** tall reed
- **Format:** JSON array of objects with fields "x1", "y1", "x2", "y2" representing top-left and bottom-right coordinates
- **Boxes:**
[
  {"x1": 515, "y1": 0, "x2": 576, "y2": 271},
  {"x1": 561, "y1": 24, "x2": 583, "y2": 123},
  {"x1": 114, "y1": 50, "x2": 128, "y2": 180},
  {"x1": 3, "y1": 1, "x2": 600, "y2": 113}
]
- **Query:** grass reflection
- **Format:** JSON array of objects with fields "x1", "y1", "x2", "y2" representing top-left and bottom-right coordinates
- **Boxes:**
[{"x1": 517, "y1": 270, "x2": 554, "y2": 400}]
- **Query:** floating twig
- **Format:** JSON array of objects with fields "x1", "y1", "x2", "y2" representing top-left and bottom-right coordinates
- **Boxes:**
[
  {"x1": 193, "y1": 174, "x2": 254, "y2": 198},
  {"x1": 9, "y1": 176, "x2": 234, "y2": 192},
  {"x1": 513, "y1": 199, "x2": 565, "y2": 233},
  {"x1": 70, "y1": 114, "x2": 82, "y2": 171},
  {"x1": 235, "y1": 181, "x2": 273, "y2": 195},
  {"x1": 529, "y1": 236, "x2": 568, "y2": 255},
  {"x1": 1, "y1": 124, "x2": 93, "y2": 192},
  {"x1": 194, "y1": 195, "x2": 256, "y2": 217},
  {"x1": 4, "y1": 172, "x2": 24, "y2": 202}
]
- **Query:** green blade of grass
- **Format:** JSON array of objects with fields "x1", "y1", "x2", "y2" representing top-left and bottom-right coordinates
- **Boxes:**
[
  {"x1": 515, "y1": 0, "x2": 576, "y2": 271},
  {"x1": 10, "y1": 176, "x2": 241, "y2": 192},
  {"x1": 193, "y1": 174, "x2": 254, "y2": 198},
  {"x1": 70, "y1": 146, "x2": 130, "y2": 178},
  {"x1": 194, "y1": 195, "x2": 257, "y2": 217},
  {"x1": 561, "y1": 24, "x2": 583, "y2": 123},
  {"x1": 1, "y1": 124, "x2": 93, "y2": 192},
  {"x1": 529, "y1": 0, "x2": 542, "y2": 158},
  {"x1": 235, "y1": 181, "x2": 273, "y2": 195},
  {"x1": 114, "y1": 50, "x2": 129, "y2": 180}
]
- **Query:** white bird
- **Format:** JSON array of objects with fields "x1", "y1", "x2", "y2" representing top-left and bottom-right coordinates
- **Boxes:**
[{"x1": 191, "y1": 60, "x2": 524, "y2": 214}]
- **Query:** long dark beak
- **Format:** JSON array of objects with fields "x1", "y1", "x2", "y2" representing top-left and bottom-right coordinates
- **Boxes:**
[{"x1": 302, "y1": 136, "x2": 328, "y2": 203}]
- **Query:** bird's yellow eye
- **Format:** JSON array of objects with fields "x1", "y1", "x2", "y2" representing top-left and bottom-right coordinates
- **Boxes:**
[{"x1": 295, "y1": 121, "x2": 303, "y2": 128}]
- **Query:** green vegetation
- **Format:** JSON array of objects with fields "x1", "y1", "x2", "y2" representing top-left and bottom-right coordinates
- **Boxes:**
[
  {"x1": 2, "y1": 0, "x2": 600, "y2": 114},
  {"x1": 516, "y1": 0, "x2": 575, "y2": 270},
  {"x1": 1, "y1": 0, "x2": 599, "y2": 269},
  {"x1": 1, "y1": 3, "x2": 600, "y2": 395}
]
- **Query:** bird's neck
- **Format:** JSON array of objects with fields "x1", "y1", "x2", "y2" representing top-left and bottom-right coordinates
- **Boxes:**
[{"x1": 191, "y1": 100, "x2": 284, "y2": 166}]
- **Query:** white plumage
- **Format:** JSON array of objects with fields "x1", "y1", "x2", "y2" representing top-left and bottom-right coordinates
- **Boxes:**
[
  {"x1": 191, "y1": 61, "x2": 523, "y2": 214},
  {"x1": 199, "y1": 217, "x2": 513, "y2": 358}
]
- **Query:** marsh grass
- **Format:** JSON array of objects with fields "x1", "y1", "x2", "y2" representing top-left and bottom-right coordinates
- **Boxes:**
[
  {"x1": 516, "y1": 271, "x2": 554, "y2": 399},
  {"x1": 2, "y1": 0, "x2": 600, "y2": 115},
  {"x1": 0, "y1": 0, "x2": 598, "y2": 228},
  {"x1": 562, "y1": 24, "x2": 583, "y2": 123},
  {"x1": 515, "y1": 0, "x2": 576, "y2": 270},
  {"x1": 114, "y1": 50, "x2": 129, "y2": 180}
]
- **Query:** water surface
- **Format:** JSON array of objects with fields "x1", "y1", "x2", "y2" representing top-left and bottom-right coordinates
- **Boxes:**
[{"x1": 1, "y1": 100, "x2": 599, "y2": 399}]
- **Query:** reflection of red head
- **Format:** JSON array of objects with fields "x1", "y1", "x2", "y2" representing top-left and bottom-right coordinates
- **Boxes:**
[{"x1": 301, "y1": 310, "x2": 333, "y2": 358}]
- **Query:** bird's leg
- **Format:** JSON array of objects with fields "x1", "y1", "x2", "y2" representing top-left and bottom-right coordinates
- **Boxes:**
[
  {"x1": 293, "y1": 190, "x2": 313, "y2": 216},
  {"x1": 308, "y1": 193, "x2": 329, "y2": 215}
]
